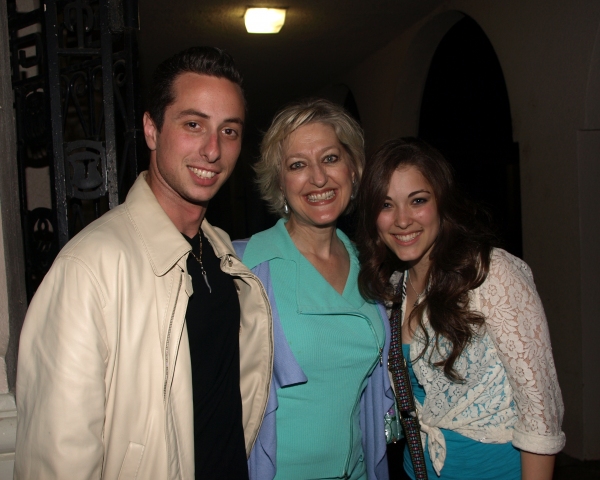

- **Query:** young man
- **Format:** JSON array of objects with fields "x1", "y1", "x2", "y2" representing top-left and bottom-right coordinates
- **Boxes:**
[{"x1": 14, "y1": 47, "x2": 273, "y2": 480}]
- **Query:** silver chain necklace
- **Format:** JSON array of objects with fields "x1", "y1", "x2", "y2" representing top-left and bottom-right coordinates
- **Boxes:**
[
  {"x1": 190, "y1": 231, "x2": 212, "y2": 293},
  {"x1": 408, "y1": 270, "x2": 426, "y2": 307}
]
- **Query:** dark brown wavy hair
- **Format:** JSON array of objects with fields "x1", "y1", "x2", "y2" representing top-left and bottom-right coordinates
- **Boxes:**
[{"x1": 356, "y1": 137, "x2": 496, "y2": 381}]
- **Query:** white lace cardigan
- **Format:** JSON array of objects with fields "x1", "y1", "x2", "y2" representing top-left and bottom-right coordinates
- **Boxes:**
[{"x1": 391, "y1": 248, "x2": 565, "y2": 475}]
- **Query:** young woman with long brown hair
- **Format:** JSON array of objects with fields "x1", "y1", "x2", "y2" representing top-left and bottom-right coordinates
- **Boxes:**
[{"x1": 356, "y1": 137, "x2": 564, "y2": 480}]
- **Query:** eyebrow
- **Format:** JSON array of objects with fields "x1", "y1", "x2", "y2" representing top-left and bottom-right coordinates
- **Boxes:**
[
  {"x1": 407, "y1": 189, "x2": 431, "y2": 198},
  {"x1": 176, "y1": 109, "x2": 245, "y2": 126},
  {"x1": 285, "y1": 145, "x2": 341, "y2": 160}
]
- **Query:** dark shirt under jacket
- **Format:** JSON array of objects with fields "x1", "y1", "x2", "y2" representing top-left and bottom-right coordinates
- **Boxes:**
[{"x1": 183, "y1": 232, "x2": 248, "y2": 480}]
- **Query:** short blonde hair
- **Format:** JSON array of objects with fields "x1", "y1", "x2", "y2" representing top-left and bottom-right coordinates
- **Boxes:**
[{"x1": 255, "y1": 98, "x2": 365, "y2": 217}]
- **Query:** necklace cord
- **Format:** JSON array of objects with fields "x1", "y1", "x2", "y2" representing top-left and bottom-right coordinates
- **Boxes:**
[
  {"x1": 408, "y1": 271, "x2": 426, "y2": 307},
  {"x1": 190, "y1": 230, "x2": 212, "y2": 293}
]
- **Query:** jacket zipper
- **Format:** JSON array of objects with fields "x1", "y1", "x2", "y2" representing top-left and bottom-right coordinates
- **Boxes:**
[
  {"x1": 163, "y1": 271, "x2": 183, "y2": 401},
  {"x1": 343, "y1": 313, "x2": 384, "y2": 478}
]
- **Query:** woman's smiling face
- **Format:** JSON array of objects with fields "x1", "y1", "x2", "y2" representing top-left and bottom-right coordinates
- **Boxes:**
[
  {"x1": 281, "y1": 122, "x2": 355, "y2": 229},
  {"x1": 376, "y1": 165, "x2": 440, "y2": 270}
]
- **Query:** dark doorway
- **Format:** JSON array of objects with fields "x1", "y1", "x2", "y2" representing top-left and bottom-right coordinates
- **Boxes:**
[{"x1": 419, "y1": 16, "x2": 522, "y2": 258}]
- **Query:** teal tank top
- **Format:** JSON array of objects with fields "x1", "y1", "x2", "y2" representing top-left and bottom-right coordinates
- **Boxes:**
[{"x1": 402, "y1": 344, "x2": 521, "y2": 480}]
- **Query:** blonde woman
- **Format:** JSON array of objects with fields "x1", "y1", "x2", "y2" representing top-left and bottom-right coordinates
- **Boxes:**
[{"x1": 234, "y1": 99, "x2": 393, "y2": 480}]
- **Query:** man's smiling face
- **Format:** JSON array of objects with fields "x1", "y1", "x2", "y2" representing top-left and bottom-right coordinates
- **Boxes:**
[{"x1": 144, "y1": 72, "x2": 245, "y2": 211}]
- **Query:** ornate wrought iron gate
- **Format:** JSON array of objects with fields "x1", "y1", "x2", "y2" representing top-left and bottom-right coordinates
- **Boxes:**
[{"x1": 7, "y1": 0, "x2": 142, "y2": 300}]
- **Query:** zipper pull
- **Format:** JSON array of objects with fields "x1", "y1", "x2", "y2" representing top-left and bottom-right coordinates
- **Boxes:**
[{"x1": 227, "y1": 254, "x2": 233, "y2": 267}]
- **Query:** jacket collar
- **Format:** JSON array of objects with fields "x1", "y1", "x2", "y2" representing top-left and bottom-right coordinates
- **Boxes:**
[
  {"x1": 244, "y1": 219, "x2": 366, "y2": 314},
  {"x1": 242, "y1": 218, "x2": 293, "y2": 268},
  {"x1": 243, "y1": 218, "x2": 359, "y2": 266},
  {"x1": 124, "y1": 172, "x2": 191, "y2": 277},
  {"x1": 201, "y1": 221, "x2": 236, "y2": 260},
  {"x1": 125, "y1": 173, "x2": 236, "y2": 276}
]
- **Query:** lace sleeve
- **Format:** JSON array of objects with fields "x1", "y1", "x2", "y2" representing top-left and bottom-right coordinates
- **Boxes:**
[{"x1": 479, "y1": 249, "x2": 565, "y2": 454}]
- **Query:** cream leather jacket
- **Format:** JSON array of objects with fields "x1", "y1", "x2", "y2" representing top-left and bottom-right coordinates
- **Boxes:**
[{"x1": 15, "y1": 173, "x2": 273, "y2": 480}]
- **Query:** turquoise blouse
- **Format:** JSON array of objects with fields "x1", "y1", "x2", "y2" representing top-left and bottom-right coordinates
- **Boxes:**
[{"x1": 243, "y1": 219, "x2": 385, "y2": 480}]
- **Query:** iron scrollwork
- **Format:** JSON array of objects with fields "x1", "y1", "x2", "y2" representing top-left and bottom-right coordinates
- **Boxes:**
[
  {"x1": 7, "y1": 0, "x2": 141, "y2": 300},
  {"x1": 65, "y1": 140, "x2": 107, "y2": 200},
  {"x1": 63, "y1": 0, "x2": 95, "y2": 47},
  {"x1": 27, "y1": 208, "x2": 57, "y2": 292}
]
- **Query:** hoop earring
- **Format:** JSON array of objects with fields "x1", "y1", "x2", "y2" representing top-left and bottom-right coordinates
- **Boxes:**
[{"x1": 283, "y1": 198, "x2": 290, "y2": 215}]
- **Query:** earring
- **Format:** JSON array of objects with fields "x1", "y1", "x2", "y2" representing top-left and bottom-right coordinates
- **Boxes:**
[
  {"x1": 283, "y1": 198, "x2": 290, "y2": 215},
  {"x1": 350, "y1": 178, "x2": 357, "y2": 200}
]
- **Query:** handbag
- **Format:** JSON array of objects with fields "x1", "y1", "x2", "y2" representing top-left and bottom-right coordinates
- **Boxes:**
[{"x1": 388, "y1": 278, "x2": 428, "y2": 479}]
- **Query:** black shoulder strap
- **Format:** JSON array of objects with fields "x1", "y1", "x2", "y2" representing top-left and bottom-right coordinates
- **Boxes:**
[{"x1": 388, "y1": 278, "x2": 428, "y2": 479}]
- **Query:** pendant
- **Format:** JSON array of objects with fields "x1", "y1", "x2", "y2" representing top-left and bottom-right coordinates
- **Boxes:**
[
  {"x1": 202, "y1": 271, "x2": 212, "y2": 294},
  {"x1": 413, "y1": 293, "x2": 424, "y2": 308}
]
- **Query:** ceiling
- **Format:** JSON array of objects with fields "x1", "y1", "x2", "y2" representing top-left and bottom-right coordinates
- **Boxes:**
[{"x1": 138, "y1": 0, "x2": 443, "y2": 135}]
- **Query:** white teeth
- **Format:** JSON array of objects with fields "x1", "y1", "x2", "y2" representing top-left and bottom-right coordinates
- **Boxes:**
[
  {"x1": 189, "y1": 167, "x2": 216, "y2": 179},
  {"x1": 307, "y1": 190, "x2": 335, "y2": 202},
  {"x1": 394, "y1": 232, "x2": 420, "y2": 242}
]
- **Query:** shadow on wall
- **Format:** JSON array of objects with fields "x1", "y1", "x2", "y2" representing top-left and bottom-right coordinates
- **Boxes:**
[{"x1": 418, "y1": 16, "x2": 523, "y2": 258}]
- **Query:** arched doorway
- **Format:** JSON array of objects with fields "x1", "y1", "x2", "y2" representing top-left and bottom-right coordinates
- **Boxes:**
[{"x1": 419, "y1": 16, "x2": 522, "y2": 257}]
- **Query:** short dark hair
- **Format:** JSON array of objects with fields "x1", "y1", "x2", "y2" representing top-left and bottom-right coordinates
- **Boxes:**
[{"x1": 147, "y1": 46, "x2": 244, "y2": 131}]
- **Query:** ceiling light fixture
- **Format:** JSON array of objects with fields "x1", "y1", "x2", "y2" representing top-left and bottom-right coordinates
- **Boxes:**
[{"x1": 244, "y1": 8, "x2": 286, "y2": 34}]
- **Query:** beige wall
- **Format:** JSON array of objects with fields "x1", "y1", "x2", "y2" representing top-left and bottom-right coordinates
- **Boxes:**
[
  {"x1": 339, "y1": 0, "x2": 600, "y2": 459},
  {"x1": 0, "y1": 0, "x2": 28, "y2": 396},
  {"x1": 0, "y1": 0, "x2": 28, "y2": 474}
]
